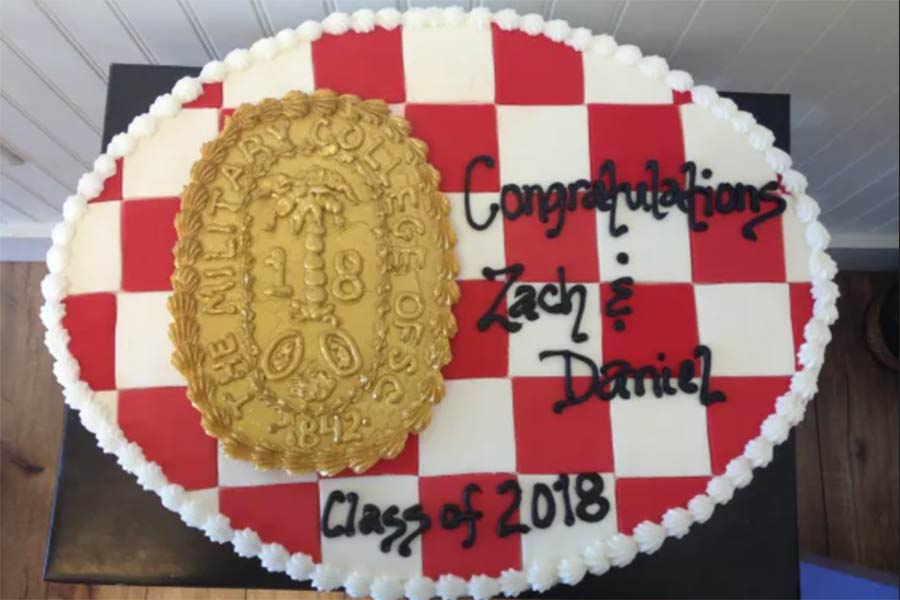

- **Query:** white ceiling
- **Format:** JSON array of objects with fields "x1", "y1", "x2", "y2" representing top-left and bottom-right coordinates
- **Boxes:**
[{"x1": 0, "y1": 0, "x2": 897, "y2": 249}]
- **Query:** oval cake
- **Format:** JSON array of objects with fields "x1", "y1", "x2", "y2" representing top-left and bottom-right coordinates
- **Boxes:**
[{"x1": 41, "y1": 7, "x2": 838, "y2": 600}]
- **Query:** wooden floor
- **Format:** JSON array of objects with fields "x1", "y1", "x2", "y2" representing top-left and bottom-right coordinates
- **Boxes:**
[{"x1": 2, "y1": 262, "x2": 898, "y2": 599}]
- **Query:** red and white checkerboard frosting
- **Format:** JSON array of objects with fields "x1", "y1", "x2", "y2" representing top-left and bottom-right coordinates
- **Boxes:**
[{"x1": 41, "y1": 7, "x2": 839, "y2": 600}]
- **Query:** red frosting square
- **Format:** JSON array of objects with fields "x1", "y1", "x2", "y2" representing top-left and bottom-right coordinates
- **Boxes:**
[
  {"x1": 62, "y1": 293, "x2": 116, "y2": 390},
  {"x1": 503, "y1": 195, "x2": 600, "y2": 282},
  {"x1": 220, "y1": 482, "x2": 322, "y2": 558},
  {"x1": 91, "y1": 158, "x2": 123, "y2": 203},
  {"x1": 184, "y1": 82, "x2": 223, "y2": 109},
  {"x1": 121, "y1": 197, "x2": 180, "y2": 292},
  {"x1": 690, "y1": 205, "x2": 787, "y2": 283},
  {"x1": 492, "y1": 26, "x2": 584, "y2": 105},
  {"x1": 600, "y1": 282, "x2": 699, "y2": 371},
  {"x1": 615, "y1": 476, "x2": 708, "y2": 534},
  {"x1": 588, "y1": 104, "x2": 685, "y2": 186},
  {"x1": 706, "y1": 376, "x2": 791, "y2": 473},
  {"x1": 444, "y1": 280, "x2": 509, "y2": 379},
  {"x1": 118, "y1": 386, "x2": 218, "y2": 490},
  {"x1": 513, "y1": 377, "x2": 613, "y2": 473},
  {"x1": 312, "y1": 28, "x2": 405, "y2": 102},
  {"x1": 419, "y1": 473, "x2": 522, "y2": 578},
  {"x1": 404, "y1": 104, "x2": 499, "y2": 193},
  {"x1": 790, "y1": 282, "x2": 814, "y2": 368}
]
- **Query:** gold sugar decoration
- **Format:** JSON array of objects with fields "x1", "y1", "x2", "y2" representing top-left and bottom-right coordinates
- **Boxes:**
[{"x1": 169, "y1": 90, "x2": 459, "y2": 476}]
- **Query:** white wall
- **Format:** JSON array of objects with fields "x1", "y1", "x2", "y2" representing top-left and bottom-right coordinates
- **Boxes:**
[{"x1": 1, "y1": 0, "x2": 898, "y2": 261}]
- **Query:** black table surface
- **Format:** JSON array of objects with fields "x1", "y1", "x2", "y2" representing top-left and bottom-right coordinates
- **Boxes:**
[{"x1": 44, "y1": 63, "x2": 798, "y2": 598}]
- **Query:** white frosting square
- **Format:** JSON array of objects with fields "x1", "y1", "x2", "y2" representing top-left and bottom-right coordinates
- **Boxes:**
[
  {"x1": 519, "y1": 473, "x2": 618, "y2": 565},
  {"x1": 783, "y1": 202, "x2": 812, "y2": 282},
  {"x1": 217, "y1": 446, "x2": 316, "y2": 488},
  {"x1": 122, "y1": 108, "x2": 218, "y2": 199},
  {"x1": 507, "y1": 281, "x2": 602, "y2": 376},
  {"x1": 447, "y1": 192, "x2": 505, "y2": 280},
  {"x1": 66, "y1": 201, "x2": 122, "y2": 294},
  {"x1": 318, "y1": 475, "x2": 423, "y2": 577},
  {"x1": 596, "y1": 197, "x2": 693, "y2": 282},
  {"x1": 418, "y1": 379, "x2": 515, "y2": 476},
  {"x1": 680, "y1": 104, "x2": 776, "y2": 186},
  {"x1": 115, "y1": 291, "x2": 186, "y2": 389},
  {"x1": 584, "y1": 55, "x2": 673, "y2": 105},
  {"x1": 694, "y1": 283, "x2": 795, "y2": 376},
  {"x1": 497, "y1": 105, "x2": 591, "y2": 186},
  {"x1": 402, "y1": 23, "x2": 495, "y2": 103},
  {"x1": 610, "y1": 386, "x2": 712, "y2": 477},
  {"x1": 222, "y1": 46, "x2": 315, "y2": 108},
  {"x1": 680, "y1": 104, "x2": 776, "y2": 187}
]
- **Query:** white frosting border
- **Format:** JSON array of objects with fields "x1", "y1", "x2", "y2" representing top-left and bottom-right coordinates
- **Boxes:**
[{"x1": 41, "y1": 7, "x2": 839, "y2": 600}]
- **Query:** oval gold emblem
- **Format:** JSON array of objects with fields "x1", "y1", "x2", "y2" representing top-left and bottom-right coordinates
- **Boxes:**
[{"x1": 169, "y1": 90, "x2": 459, "y2": 475}]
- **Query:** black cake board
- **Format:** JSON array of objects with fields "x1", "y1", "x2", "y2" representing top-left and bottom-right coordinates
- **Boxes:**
[{"x1": 43, "y1": 63, "x2": 798, "y2": 599}]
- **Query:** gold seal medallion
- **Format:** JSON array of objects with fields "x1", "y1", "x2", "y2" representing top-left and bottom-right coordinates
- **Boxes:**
[{"x1": 169, "y1": 90, "x2": 459, "y2": 475}]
